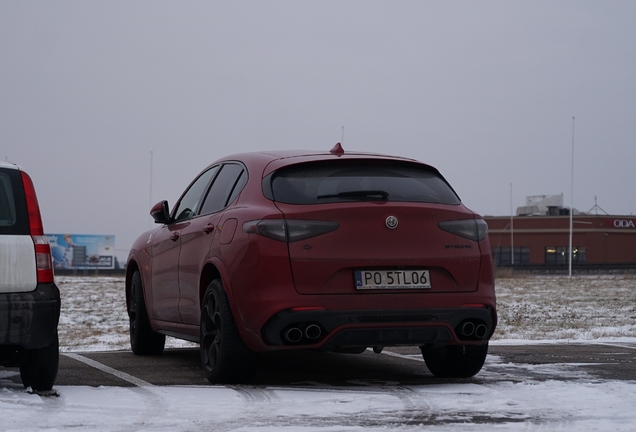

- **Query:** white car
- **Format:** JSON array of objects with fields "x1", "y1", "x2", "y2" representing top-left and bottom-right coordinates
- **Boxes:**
[{"x1": 0, "y1": 161, "x2": 60, "y2": 391}]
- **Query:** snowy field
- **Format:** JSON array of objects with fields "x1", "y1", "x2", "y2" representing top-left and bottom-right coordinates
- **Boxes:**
[
  {"x1": 56, "y1": 276, "x2": 196, "y2": 352},
  {"x1": 1, "y1": 275, "x2": 636, "y2": 431},
  {"x1": 54, "y1": 275, "x2": 636, "y2": 351}
]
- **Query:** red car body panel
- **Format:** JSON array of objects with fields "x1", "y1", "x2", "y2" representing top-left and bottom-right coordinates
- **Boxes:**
[
  {"x1": 277, "y1": 201, "x2": 482, "y2": 295},
  {"x1": 177, "y1": 212, "x2": 224, "y2": 325},
  {"x1": 126, "y1": 150, "x2": 497, "y2": 353},
  {"x1": 150, "y1": 223, "x2": 185, "y2": 323}
]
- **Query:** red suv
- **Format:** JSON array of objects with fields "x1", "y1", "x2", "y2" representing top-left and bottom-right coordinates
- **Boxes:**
[{"x1": 126, "y1": 145, "x2": 496, "y2": 383}]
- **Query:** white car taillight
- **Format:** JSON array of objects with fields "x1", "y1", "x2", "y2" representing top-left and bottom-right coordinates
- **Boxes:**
[{"x1": 33, "y1": 235, "x2": 54, "y2": 283}]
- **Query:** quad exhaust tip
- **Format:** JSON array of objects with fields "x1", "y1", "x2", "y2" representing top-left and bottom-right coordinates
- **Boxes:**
[
  {"x1": 284, "y1": 327, "x2": 303, "y2": 343},
  {"x1": 284, "y1": 324, "x2": 323, "y2": 343},
  {"x1": 475, "y1": 324, "x2": 488, "y2": 339},
  {"x1": 458, "y1": 321, "x2": 488, "y2": 339},
  {"x1": 305, "y1": 324, "x2": 322, "y2": 340},
  {"x1": 460, "y1": 321, "x2": 475, "y2": 337}
]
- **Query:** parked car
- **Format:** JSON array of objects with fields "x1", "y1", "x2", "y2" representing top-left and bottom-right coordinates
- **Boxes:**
[
  {"x1": 0, "y1": 162, "x2": 60, "y2": 391},
  {"x1": 126, "y1": 144, "x2": 496, "y2": 383}
]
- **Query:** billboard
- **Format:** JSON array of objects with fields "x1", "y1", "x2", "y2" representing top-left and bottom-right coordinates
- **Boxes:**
[{"x1": 47, "y1": 234, "x2": 116, "y2": 270}]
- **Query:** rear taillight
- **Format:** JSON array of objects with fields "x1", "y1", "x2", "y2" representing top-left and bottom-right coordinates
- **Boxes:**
[
  {"x1": 20, "y1": 171, "x2": 45, "y2": 236},
  {"x1": 438, "y1": 219, "x2": 488, "y2": 242},
  {"x1": 33, "y1": 235, "x2": 54, "y2": 283},
  {"x1": 20, "y1": 171, "x2": 54, "y2": 283},
  {"x1": 243, "y1": 219, "x2": 339, "y2": 242}
]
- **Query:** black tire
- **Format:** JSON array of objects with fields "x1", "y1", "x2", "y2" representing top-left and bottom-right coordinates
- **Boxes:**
[
  {"x1": 421, "y1": 343, "x2": 488, "y2": 378},
  {"x1": 129, "y1": 270, "x2": 165, "y2": 355},
  {"x1": 20, "y1": 332, "x2": 59, "y2": 391},
  {"x1": 200, "y1": 279, "x2": 258, "y2": 384}
]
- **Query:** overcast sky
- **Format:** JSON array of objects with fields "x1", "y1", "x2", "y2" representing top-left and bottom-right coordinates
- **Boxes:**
[{"x1": 2, "y1": 1, "x2": 635, "y2": 259}]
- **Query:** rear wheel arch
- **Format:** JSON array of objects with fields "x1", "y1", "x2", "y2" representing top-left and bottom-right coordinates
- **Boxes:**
[
  {"x1": 200, "y1": 261, "x2": 254, "y2": 346},
  {"x1": 199, "y1": 262, "x2": 222, "y2": 307},
  {"x1": 199, "y1": 258, "x2": 241, "y2": 306},
  {"x1": 199, "y1": 278, "x2": 258, "y2": 383}
]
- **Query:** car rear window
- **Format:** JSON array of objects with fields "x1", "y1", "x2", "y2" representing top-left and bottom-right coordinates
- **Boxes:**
[
  {"x1": 0, "y1": 169, "x2": 29, "y2": 235},
  {"x1": 269, "y1": 161, "x2": 461, "y2": 205}
]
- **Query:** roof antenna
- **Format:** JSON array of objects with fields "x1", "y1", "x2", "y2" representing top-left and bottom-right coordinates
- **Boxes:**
[
  {"x1": 586, "y1": 196, "x2": 608, "y2": 215},
  {"x1": 330, "y1": 142, "x2": 344, "y2": 155}
]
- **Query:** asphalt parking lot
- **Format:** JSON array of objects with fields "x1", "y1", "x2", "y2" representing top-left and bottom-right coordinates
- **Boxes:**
[{"x1": 5, "y1": 343, "x2": 634, "y2": 389}]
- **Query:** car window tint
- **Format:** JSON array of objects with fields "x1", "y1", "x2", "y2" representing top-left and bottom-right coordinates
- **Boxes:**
[
  {"x1": 0, "y1": 172, "x2": 16, "y2": 227},
  {"x1": 271, "y1": 162, "x2": 461, "y2": 205},
  {"x1": 172, "y1": 166, "x2": 220, "y2": 222},
  {"x1": 224, "y1": 169, "x2": 247, "y2": 207},
  {"x1": 199, "y1": 164, "x2": 245, "y2": 215},
  {"x1": 0, "y1": 169, "x2": 29, "y2": 235}
]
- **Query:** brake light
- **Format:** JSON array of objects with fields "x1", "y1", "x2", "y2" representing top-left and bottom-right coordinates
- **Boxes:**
[
  {"x1": 20, "y1": 171, "x2": 54, "y2": 283},
  {"x1": 243, "y1": 219, "x2": 339, "y2": 242},
  {"x1": 20, "y1": 171, "x2": 44, "y2": 236},
  {"x1": 33, "y1": 235, "x2": 54, "y2": 283},
  {"x1": 438, "y1": 219, "x2": 488, "y2": 242}
]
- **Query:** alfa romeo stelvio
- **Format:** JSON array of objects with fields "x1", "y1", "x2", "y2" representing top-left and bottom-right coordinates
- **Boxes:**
[{"x1": 126, "y1": 144, "x2": 496, "y2": 383}]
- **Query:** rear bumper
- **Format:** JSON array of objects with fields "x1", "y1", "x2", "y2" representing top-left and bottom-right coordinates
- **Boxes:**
[
  {"x1": 0, "y1": 283, "x2": 60, "y2": 350},
  {"x1": 261, "y1": 306, "x2": 495, "y2": 349}
]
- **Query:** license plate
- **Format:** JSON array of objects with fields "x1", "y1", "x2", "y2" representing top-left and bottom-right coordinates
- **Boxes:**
[{"x1": 354, "y1": 270, "x2": 431, "y2": 290}]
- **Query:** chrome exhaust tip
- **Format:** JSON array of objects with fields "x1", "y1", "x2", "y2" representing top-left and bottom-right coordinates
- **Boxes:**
[
  {"x1": 461, "y1": 321, "x2": 475, "y2": 337},
  {"x1": 304, "y1": 324, "x2": 322, "y2": 340},
  {"x1": 285, "y1": 327, "x2": 303, "y2": 343},
  {"x1": 475, "y1": 324, "x2": 488, "y2": 339}
]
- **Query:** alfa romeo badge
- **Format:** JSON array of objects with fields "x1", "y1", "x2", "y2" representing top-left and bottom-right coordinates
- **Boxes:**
[{"x1": 386, "y1": 216, "x2": 398, "y2": 229}]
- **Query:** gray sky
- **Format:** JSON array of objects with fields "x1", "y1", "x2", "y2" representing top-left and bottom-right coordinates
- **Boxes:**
[{"x1": 2, "y1": 1, "x2": 635, "y2": 260}]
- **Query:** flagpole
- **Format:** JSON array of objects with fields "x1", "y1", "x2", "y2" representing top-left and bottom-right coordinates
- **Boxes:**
[
  {"x1": 510, "y1": 183, "x2": 514, "y2": 265},
  {"x1": 149, "y1": 150, "x2": 154, "y2": 228},
  {"x1": 569, "y1": 118, "x2": 574, "y2": 278}
]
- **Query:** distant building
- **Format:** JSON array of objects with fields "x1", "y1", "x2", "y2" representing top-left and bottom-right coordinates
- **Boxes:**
[
  {"x1": 515, "y1": 194, "x2": 580, "y2": 216},
  {"x1": 484, "y1": 195, "x2": 636, "y2": 268}
]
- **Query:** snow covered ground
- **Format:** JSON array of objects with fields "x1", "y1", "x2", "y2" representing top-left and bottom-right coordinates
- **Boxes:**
[
  {"x1": 494, "y1": 275, "x2": 636, "y2": 340},
  {"x1": 2, "y1": 368, "x2": 636, "y2": 431},
  {"x1": 2, "y1": 275, "x2": 636, "y2": 431}
]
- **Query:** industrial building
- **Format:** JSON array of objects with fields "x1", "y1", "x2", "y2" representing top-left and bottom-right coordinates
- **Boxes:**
[{"x1": 484, "y1": 195, "x2": 636, "y2": 269}]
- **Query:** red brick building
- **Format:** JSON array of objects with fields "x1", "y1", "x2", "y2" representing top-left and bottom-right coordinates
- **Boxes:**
[{"x1": 485, "y1": 215, "x2": 636, "y2": 267}]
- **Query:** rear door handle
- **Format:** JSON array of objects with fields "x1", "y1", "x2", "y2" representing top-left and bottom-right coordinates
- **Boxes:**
[{"x1": 203, "y1": 224, "x2": 215, "y2": 234}]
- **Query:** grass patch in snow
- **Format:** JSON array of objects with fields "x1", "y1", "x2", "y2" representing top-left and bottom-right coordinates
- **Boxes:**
[
  {"x1": 55, "y1": 274, "x2": 636, "y2": 351},
  {"x1": 493, "y1": 275, "x2": 636, "y2": 340}
]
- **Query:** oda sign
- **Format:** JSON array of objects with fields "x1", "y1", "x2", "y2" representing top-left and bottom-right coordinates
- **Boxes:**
[{"x1": 610, "y1": 219, "x2": 636, "y2": 229}]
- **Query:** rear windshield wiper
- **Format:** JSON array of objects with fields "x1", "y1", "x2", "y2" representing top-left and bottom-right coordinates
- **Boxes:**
[{"x1": 317, "y1": 190, "x2": 389, "y2": 200}]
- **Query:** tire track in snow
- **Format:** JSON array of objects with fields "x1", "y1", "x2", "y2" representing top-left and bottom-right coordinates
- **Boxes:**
[{"x1": 62, "y1": 353, "x2": 175, "y2": 431}]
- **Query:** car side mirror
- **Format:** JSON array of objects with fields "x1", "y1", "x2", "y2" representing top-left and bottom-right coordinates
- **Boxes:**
[{"x1": 150, "y1": 200, "x2": 172, "y2": 224}]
